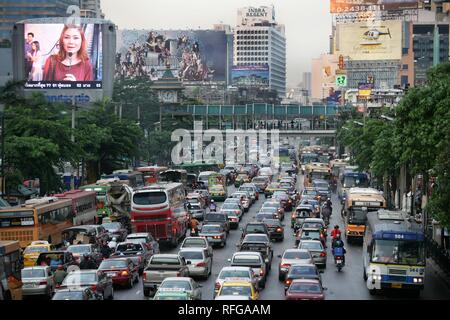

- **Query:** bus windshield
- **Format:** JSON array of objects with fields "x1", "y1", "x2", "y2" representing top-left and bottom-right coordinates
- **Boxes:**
[
  {"x1": 343, "y1": 175, "x2": 368, "y2": 188},
  {"x1": 0, "y1": 211, "x2": 35, "y2": 228},
  {"x1": 371, "y1": 239, "x2": 425, "y2": 266},
  {"x1": 133, "y1": 192, "x2": 167, "y2": 205}
]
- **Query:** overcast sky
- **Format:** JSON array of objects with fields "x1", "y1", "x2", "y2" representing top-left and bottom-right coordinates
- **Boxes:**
[{"x1": 102, "y1": 0, "x2": 332, "y2": 87}]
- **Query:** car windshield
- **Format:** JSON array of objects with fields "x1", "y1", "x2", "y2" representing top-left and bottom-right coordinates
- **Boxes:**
[
  {"x1": 343, "y1": 175, "x2": 369, "y2": 188},
  {"x1": 151, "y1": 257, "x2": 180, "y2": 265},
  {"x1": 161, "y1": 280, "x2": 191, "y2": 290},
  {"x1": 371, "y1": 239, "x2": 425, "y2": 265},
  {"x1": 183, "y1": 239, "x2": 206, "y2": 247},
  {"x1": 303, "y1": 223, "x2": 323, "y2": 229},
  {"x1": 263, "y1": 203, "x2": 279, "y2": 208},
  {"x1": 233, "y1": 256, "x2": 261, "y2": 266},
  {"x1": 263, "y1": 219, "x2": 280, "y2": 226},
  {"x1": 246, "y1": 225, "x2": 265, "y2": 233},
  {"x1": 179, "y1": 251, "x2": 204, "y2": 260},
  {"x1": 205, "y1": 214, "x2": 226, "y2": 221},
  {"x1": 24, "y1": 246, "x2": 48, "y2": 254},
  {"x1": 314, "y1": 182, "x2": 329, "y2": 189},
  {"x1": 63, "y1": 273, "x2": 97, "y2": 284},
  {"x1": 289, "y1": 283, "x2": 322, "y2": 293},
  {"x1": 116, "y1": 243, "x2": 142, "y2": 252},
  {"x1": 21, "y1": 269, "x2": 45, "y2": 278},
  {"x1": 239, "y1": 187, "x2": 253, "y2": 192},
  {"x1": 201, "y1": 225, "x2": 221, "y2": 233},
  {"x1": 290, "y1": 266, "x2": 317, "y2": 275},
  {"x1": 222, "y1": 204, "x2": 238, "y2": 210},
  {"x1": 301, "y1": 231, "x2": 321, "y2": 239},
  {"x1": 284, "y1": 251, "x2": 311, "y2": 259},
  {"x1": 303, "y1": 189, "x2": 317, "y2": 196},
  {"x1": 189, "y1": 204, "x2": 202, "y2": 210},
  {"x1": 260, "y1": 207, "x2": 276, "y2": 213},
  {"x1": 220, "y1": 270, "x2": 250, "y2": 279},
  {"x1": 102, "y1": 222, "x2": 121, "y2": 230},
  {"x1": 99, "y1": 260, "x2": 127, "y2": 269},
  {"x1": 67, "y1": 245, "x2": 91, "y2": 254},
  {"x1": 244, "y1": 235, "x2": 268, "y2": 242},
  {"x1": 154, "y1": 294, "x2": 188, "y2": 300},
  {"x1": 252, "y1": 178, "x2": 266, "y2": 183},
  {"x1": 220, "y1": 286, "x2": 251, "y2": 296},
  {"x1": 210, "y1": 187, "x2": 224, "y2": 192},
  {"x1": 53, "y1": 291, "x2": 84, "y2": 300},
  {"x1": 300, "y1": 242, "x2": 323, "y2": 250}
]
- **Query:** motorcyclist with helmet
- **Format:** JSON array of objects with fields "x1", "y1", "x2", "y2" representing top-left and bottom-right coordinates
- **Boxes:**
[
  {"x1": 331, "y1": 225, "x2": 342, "y2": 240},
  {"x1": 209, "y1": 199, "x2": 217, "y2": 212},
  {"x1": 190, "y1": 216, "x2": 200, "y2": 236},
  {"x1": 332, "y1": 234, "x2": 346, "y2": 265}
]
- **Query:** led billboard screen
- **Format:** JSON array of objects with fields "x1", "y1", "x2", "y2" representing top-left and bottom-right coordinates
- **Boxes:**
[
  {"x1": 330, "y1": 0, "x2": 418, "y2": 13},
  {"x1": 231, "y1": 65, "x2": 269, "y2": 86},
  {"x1": 336, "y1": 21, "x2": 402, "y2": 60},
  {"x1": 116, "y1": 30, "x2": 228, "y2": 82},
  {"x1": 24, "y1": 24, "x2": 103, "y2": 89}
]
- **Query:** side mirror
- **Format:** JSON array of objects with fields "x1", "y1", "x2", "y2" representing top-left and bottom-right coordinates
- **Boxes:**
[
  {"x1": 186, "y1": 261, "x2": 191, "y2": 265},
  {"x1": 277, "y1": 254, "x2": 282, "y2": 258},
  {"x1": 319, "y1": 270, "x2": 324, "y2": 274},
  {"x1": 227, "y1": 258, "x2": 231, "y2": 262},
  {"x1": 264, "y1": 258, "x2": 269, "y2": 264}
]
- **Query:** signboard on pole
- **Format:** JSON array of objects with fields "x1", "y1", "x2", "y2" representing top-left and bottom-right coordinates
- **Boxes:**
[
  {"x1": 330, "y1": 0, "x2": 419, "y2": 13},
  {"x1": 358, "y1": 83, "x2": 373, "y2": 97},
  {"x1": 336, "y1": 75, "x2": 347, "y2": 87}
]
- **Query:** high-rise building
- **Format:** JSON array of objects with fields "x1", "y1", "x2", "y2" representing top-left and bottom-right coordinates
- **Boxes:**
[
  {"x1": 302, "y1": 72, "x2": 312, "y2": 96},
  {"x1": 233, "y1": 6, "x2": 286, "y2": 97},
  {"x1": 80, "y1": 0, "x2": 105, "y2": 19},
  {"x1": 0, "y1": 0, "x2": 79, "y2": 45}
]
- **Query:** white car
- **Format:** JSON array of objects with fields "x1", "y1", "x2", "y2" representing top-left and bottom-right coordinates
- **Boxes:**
[{"x1": 214, "y1": 266, "x2": 257, "y2": 297}]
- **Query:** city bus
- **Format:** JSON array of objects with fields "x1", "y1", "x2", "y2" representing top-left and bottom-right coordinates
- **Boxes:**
[
  {"x1": 0, "y1": 197, "x2": 73, "y2": 248},
  {"x1": 136, "y1": 166, "x2": 168, "y2": 185},
  {"x1": 343, "y1": 188, "x2": 386, "y2": 243},
  {"x1": 174, "y1": 163, "x2": 220, "y2": 175},
  {"x1": 363, "y1": 210, "x2": 425, "y2": 296},
  {"x1": 159, "y1": 169, "x2": 188, "y2": 187},
  {"x1": 0, "y1": 240, "x2": 22, "y2": 300},
  {"x1": 337, "y1": 168, "x2": 369, "y2": 204},
  {"x1": 130, "y1": 183, "x2": 189, "y2": 247},
  {"x1": 101, "y1": 170, "x2": 145, "y2": 189},
  {"x1": 80, "y1": 183, "x2": 113, "y2": 218},
  {"x1": 197, "y1": 171, "x2": 218, "y2": 188},
  {"x1": 304, "y1": 162, "x2": 331, "y2": 187},
  {"x1": 299, "y1": 152, "x2": 319, "y2": 174},
  {"x1": 53, "y1": 190, "x2": 97, "y2": 225}
]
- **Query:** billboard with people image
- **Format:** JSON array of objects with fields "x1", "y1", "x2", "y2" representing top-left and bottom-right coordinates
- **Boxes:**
[
  {"x1": 24, "y1": 23, "x2": 103, "y2": 89},
  {"x1": 116, "y1": 29, "x2": 228, "y2": 82}
]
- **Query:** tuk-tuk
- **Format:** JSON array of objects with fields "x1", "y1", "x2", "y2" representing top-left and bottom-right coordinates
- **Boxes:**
[
  {"x1": 234, "y1": 173, "x2": 250, "y2": 188},
  {"x1": 291, "y1": 205, "x2": 314, "y2": 229}
]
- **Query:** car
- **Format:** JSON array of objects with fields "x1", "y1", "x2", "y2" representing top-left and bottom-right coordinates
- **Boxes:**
[
  {"x1": 262, "y1": 201, "x2": 285, "y2": 221},
  {"x1": 179, "y1": 248, "x2": 212, "y2": 280},
  {"x1": 228, "y1": 252, "x2": 267, "y2": 289},
  {"x1": 285, "y1": 279, "x2": 326, "y2": 300},
  {"x1": 234, "y1": 173, "x2": 250, "y2": 187},
  {"x1": 220, "y1": 202, "x2": 243, "y2": 221},
  {"x1": 158, "y1": 277, "x2": 202, "y2": 300},
  {"x1": 300, "y1": 188, "x2": 320, "y2": 202},
  {"x1": 59, "y1": 269, "x2": 114, "y2": 300},
  {"x1": 21, "y1": 266, "x2": 55, "y2": 299},
  {"x1": 297, "y1": 240, "x2": 327, "y2": 268},
  {"x1": 187, "y1": 202, "x2": 206, "y2": 221},
  {"x1": 231, "y1": 191, "x2": 252, "y2": 211},
  {"x1": 258, "y1": 167, "x2": 273, "y2": 179},
  {"x1": 125, "y1": 232, "x2": 160, "y2": 255},
  {"x1": 301, "y1": 218, "x2": 328, "y2": 238},
  {"x1": 216, "y1": 280, "x2": 259, "y2": 300},
  {"x1": 256, "y1": 207, "x2": 280, "y2": 221},
  {"x1": 295, "y1": 227, "x2": 326, "y2": 248},
  {"x1": 278, "y1": 249, "x2": 313, "y2": 281},
  {"x1": 180, "y1": 237, "x2": 213, "y2": 258},
  {"x1": 98, "y1": 258, "x2": 139, "y2": 288},
  {"x1": 237, "y1": 236, "x2": 273, "y2": 270},
  {"x1": 112, "y1": 241, "x2": 152, "y2": 274},
  {"x1": 262, "y1": 218, "x2": 285, "y2": 241},
  {"x1": 252, "y1": 176, "x2": 270, "y2": 192},
  {"x1": 66, "y1": 244, "x2": 103, "y2": 268},
  {"x1": 240, "y1": 222, "x2": 270, "y2": 240},
  {"x1": 52, "y1": 288, "x2": 103, "y2": 300},
  {"x1": 209, "y1": 185, "x2": 227, "y2": 202},
  {"x1": 265, "y1": 182, "x2": 280, "y2": 197},
  {"x1": 101, "y1": 221, "x2": 128, "y2": 242},
  {"x1": 284, "y1": 263, "x2": 322, "y2": 291},
  {"x1": 23, "y1": 241, "x2": 55, "y2": 267},
  {"x1": 203, "y1": 212, "x2": 230, "y2": 234},
  {"x1": 223, "y1": 198, "x2": 244, "y2": 212},
  {"x1": 312, "y1": 179, "x2": 331, "y2": 201},
  {"x1": 198, "y1": 224, "x2": 227, "y2": 248},
  {"x1": 35, "y1": 251, "x2": 78, "y2": 272},
  {"x1": 272, "y1": 191, "x2": 294, "y2": 212},
  {"x1": 214, "y1": 295, "x2": 251, "y2": 300},
  {"x1": 292, "y1": 205, "x2": 314, "y2": 228},
  {"x1": 214, "y1": 266, "x2": 258, "y2": 297},
  {"x1": 62, "y1": 225, "x2": 109, "y2": 245},
  {"x1": 153, "y1": 288, "x2": 193, "y2": 300},
  {"x1": 226, "y1": 211, "x2": 240, "y2": 229},
  {"x1": 239, "y1": 184, "x2": 259, "y2": 201},
  {"x1": 187, "y1": 192, "x2": 207, "y2": 208}
]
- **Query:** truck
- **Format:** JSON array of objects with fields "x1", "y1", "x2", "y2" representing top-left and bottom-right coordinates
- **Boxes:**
[
  {"x1": 142, "y1": 254, "x2": 190, "y2": 297},
  {"x1": 0, "y1": 241, "x2": 22, "y2": 300}
]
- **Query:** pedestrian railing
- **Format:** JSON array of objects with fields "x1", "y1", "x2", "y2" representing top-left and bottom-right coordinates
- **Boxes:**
[{"x1": 425, "y1": 234, "x2": 450, "y2": 278}]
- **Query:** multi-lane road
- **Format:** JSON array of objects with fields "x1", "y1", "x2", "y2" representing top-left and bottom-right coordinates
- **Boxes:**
[{"x1": 115, "y1": 173, "x2": 450, "y2": 300}]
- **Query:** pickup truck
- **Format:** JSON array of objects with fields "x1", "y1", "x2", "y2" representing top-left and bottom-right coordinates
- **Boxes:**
[{"x1": 142, "y1": 254, "x2": 190, "y2": 297}]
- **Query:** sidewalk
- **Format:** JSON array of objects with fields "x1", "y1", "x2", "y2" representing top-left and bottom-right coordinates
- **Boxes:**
[{"x1": 427, "y1": 258, "x2": 450, "y2": 289}]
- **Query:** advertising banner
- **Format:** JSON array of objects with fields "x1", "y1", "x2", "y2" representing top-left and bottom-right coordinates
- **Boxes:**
[
  {"x1": 116, "y1": 29, "x2": 227, "y2": 82},
  {"x1": 336, "y1": 20, "x2": 402, "y2": 60},
  {"x1": 231, "y1": 65, "x2": 269, "y2": 86},
  {"x1": 358, "y1": 83, "x2": 374, "y2": 96},
  {"x1": 24, "y1": 24, "x2": 103, "y2": 90},
  {"x1": 330, "y1": 0, "x2": 418, "y2": 13}
]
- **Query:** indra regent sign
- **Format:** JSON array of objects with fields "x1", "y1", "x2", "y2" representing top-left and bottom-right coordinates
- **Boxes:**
[{"x1": 246, "y1": 7, "x2": 268, "y2": 17}]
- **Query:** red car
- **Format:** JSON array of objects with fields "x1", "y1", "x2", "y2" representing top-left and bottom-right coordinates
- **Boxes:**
[
  {"x1": 98, "y1": 258, "x2": 139, "y2": 288},
  {"x1": 285, "y1": 279, "x2": 326, "y2": 300}
]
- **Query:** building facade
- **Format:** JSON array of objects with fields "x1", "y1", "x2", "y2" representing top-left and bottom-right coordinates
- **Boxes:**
[
  {"x1": 80, "y1": 0, "x2": 105, "y2": 19},
  {"x1": 233, "y1": 6, "x2": 286, "y2": 97}
]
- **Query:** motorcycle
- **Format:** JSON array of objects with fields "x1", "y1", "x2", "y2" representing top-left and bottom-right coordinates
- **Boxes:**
[
  {"x1": 190, "y1": 227, "x2": 199, "y2": 237},
  {"x1": 332, "y1": 246, "x2": 345, "y2": 272}
]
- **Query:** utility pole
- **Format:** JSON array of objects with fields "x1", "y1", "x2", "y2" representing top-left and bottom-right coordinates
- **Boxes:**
[{"x1": 0, "y1": 103, "x2": 4, "y2": 199}]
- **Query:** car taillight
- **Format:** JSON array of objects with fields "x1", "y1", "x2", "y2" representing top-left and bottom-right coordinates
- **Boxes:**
[
  {"x1": 215, "y1": 282, "x2": 221, "y2": 290},
  {"x1": 276, "y1": 228, "x2": 283, "y2": 232},
  {"x1": 176, "y1": 272, "x2": 181, "y2": 277},
  {"x1": 90, "y1": 284, "x2": 97, "y2": 292},
  {"x1": 285, "y1": 279, "x2": 292, "y2": 286},
  {"x1": 320, "y1": 252, "x2": 326, "y2": 257},
  {"x1": 196, "y1": 262, "x2": 206, "y2": 267},
  {"x1": 121, "y1": 270, "x2": 129, "y2": 276},
  {"x1": 280, "y1": 263, "x2": 291, "y2": 268},
  {"x1": 143, "y1": 273, "x2": 147, "y2": 281},
  {"x1": 235, "y1": 210, "x2": 240, "y2": 214},
  {"x1": 39, "y1": 281, "x2": 47, "y2": 285},
  {"x1": 260, "y1": 270, "x2": 265, "y2": 276}
]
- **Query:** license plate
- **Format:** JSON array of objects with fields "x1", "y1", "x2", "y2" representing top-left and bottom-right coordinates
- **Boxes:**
[
  {"x1": 391, "y1": 283, "x2": 402, "y2": 289},
  {"x1": 107, "y1": 272, "x2": 116, "y2": 277}
]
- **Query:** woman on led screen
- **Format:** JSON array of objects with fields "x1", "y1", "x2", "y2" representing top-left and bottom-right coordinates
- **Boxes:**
[
  {"x1": 28, "y1": 41, "x2": 43, "y2": 81},
  {"x1": 42, "y1": 25, "x2": 93, "y2": 81}
]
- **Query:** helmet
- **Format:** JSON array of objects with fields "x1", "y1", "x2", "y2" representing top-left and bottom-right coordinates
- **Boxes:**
[
  {"x1": 112, "y1": 237, "x2": 117, "y2": 242},
  {"x1": 334, "y1": 225, "x2": 339, "y2": 229},
  {"x1": 211, "y1": 200, "x2": 215, "y2": 203}
]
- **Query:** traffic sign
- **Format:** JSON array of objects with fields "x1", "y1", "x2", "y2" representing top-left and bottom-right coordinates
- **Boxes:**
[{"x1": 336, "y1": 75, "x2": 347, "y2": 87}]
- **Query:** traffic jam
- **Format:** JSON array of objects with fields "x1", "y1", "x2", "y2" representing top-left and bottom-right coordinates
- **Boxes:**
[{"x1": 0, "y1": 145, "x2": 435, "y2": 300}]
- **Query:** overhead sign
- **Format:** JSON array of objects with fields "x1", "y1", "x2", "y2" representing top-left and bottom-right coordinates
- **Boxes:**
[
  {"x1": 336, "y1": 75, "x2": 347, "y2": 87},
  {"x1": 330, "y1": 0, "x2": 419, "y2": 13},
  {"x1": 358, "y1": 83, "x2": 374, "y2": 97},
  {"x1": 336, "y1": 21, "x2": 402, "y2": 60}
]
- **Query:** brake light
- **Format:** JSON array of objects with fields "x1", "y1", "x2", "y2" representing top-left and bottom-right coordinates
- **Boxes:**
[
  {"x1": 39, "y1": 281, "x2": 47, "y2": 285},
  {"x1": 285, "y1": 279, "x2": 292, "y2": 286},
  {"x1": 121, "y1": 270, "x2": 129, "y2": 276},
  {"x1": 196, "y1": 262, "x2": 206, "y2": 267},
  {"x1": 276, "y1": 228, "x2": 283, "y2": 232},
  {"x1": 280, "y1": 263, "x2": 291, "y2": 268},
  {"x1": 320, "y1": 252, "x2": 326, "y2": 257},
  {"x1": 90, "y1": 284, "x2": 97, "y2": 292},
  {"x1": 143, "y1": 273, "x2": 147, "y2": 281}
]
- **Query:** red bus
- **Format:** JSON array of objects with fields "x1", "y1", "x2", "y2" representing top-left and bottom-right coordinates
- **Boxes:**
[
  {"x1": 130, "y1": 183, "x2": 189, "y2": 247},
  {"x1": 53, "y1": 190, "x2": 97, "y2": 226},
  {"x1": 136, "y1": 166, "x2": 168, "y2": 186}
]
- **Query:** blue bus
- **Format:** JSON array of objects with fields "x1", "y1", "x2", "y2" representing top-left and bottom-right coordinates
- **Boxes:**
[{"x1": 363, "y1": 210, "x2": 425, "y2": 296}]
